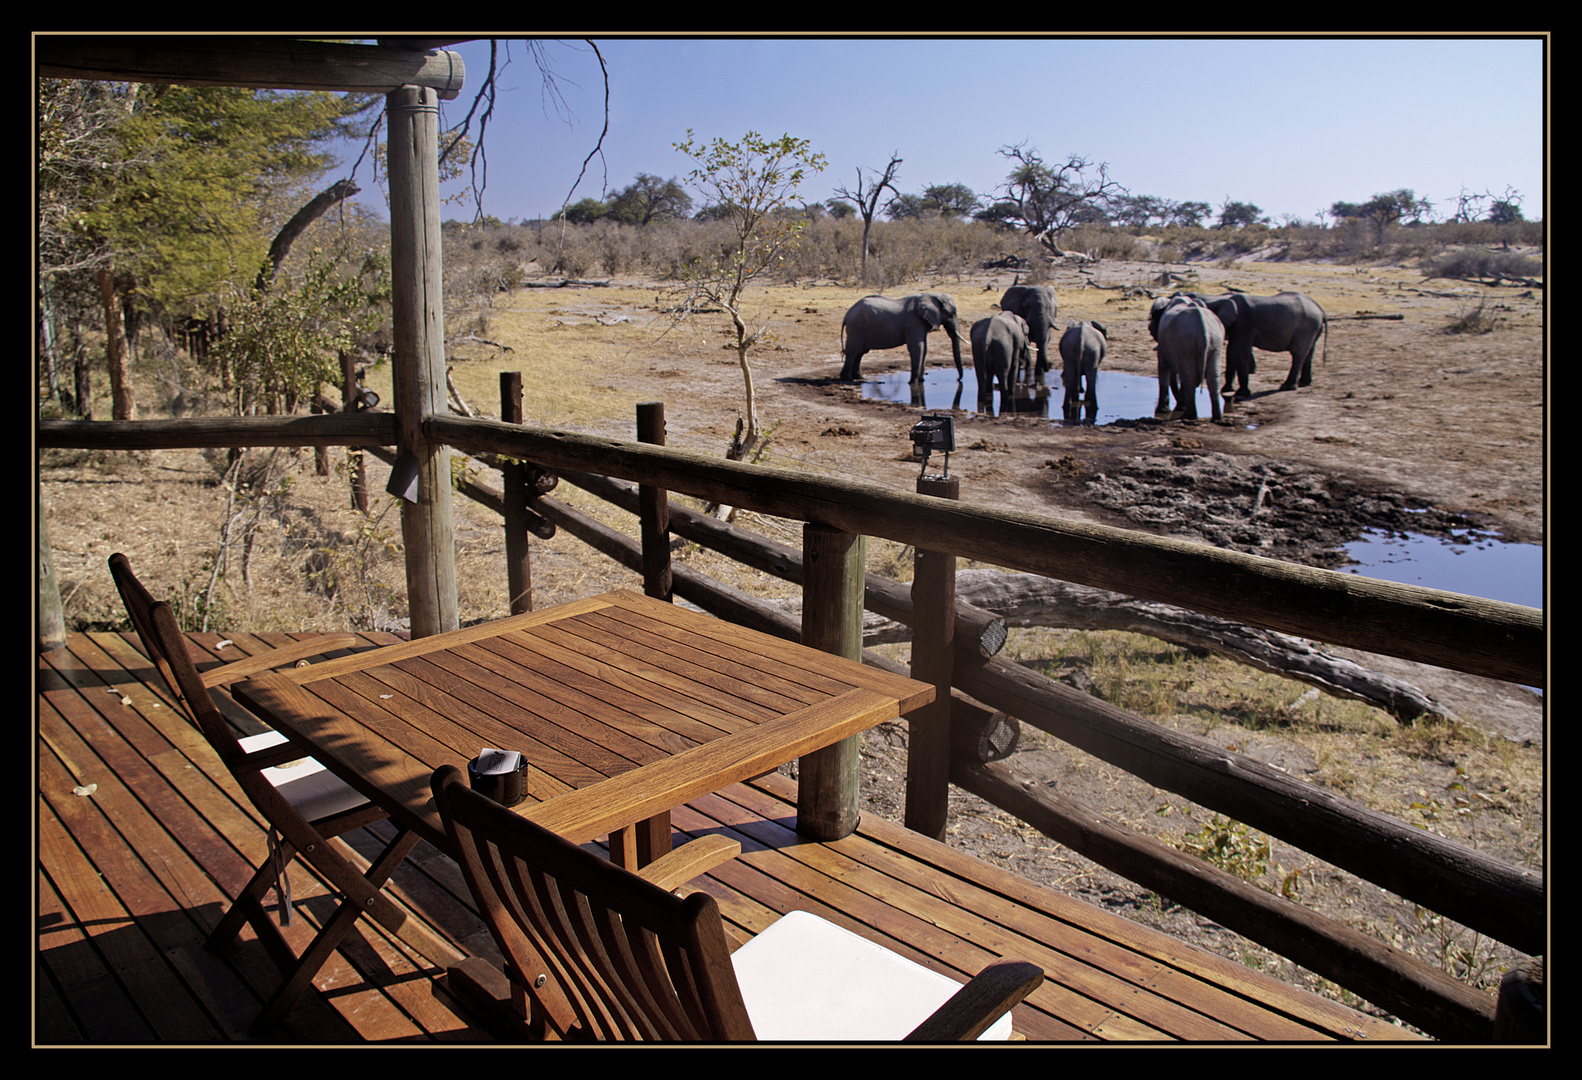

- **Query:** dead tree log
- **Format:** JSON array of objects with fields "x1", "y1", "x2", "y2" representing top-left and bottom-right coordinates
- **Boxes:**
[{"x1": 897, "y1": 568, "x2": 1450, "y2": 721}]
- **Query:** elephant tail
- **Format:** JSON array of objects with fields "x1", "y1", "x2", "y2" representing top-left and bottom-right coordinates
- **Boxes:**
[{"x1": 1321, "y1": 316, "x2": 1329, "y2": 367}]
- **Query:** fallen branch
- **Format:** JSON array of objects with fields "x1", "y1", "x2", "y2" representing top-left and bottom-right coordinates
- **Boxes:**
[{"x1": 945, "y1": 569, "x2": 1447, "y2": 721}]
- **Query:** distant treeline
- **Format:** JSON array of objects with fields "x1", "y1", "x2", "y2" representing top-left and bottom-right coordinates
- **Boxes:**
[{"x1": 440, "y1": 212, "x2": 1544, "y2": 293}]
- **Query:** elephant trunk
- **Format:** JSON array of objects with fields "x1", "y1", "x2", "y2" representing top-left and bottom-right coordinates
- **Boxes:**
[{"x1": 943, "y1": 316, "x2": 963, "y2": 374}]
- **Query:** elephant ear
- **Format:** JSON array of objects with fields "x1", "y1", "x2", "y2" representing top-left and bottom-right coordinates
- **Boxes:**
[
  {"x1": 1148, "y1": 298, "x2": 1168, "y2": 340},
  {"x1": 915, "y1": 297, "x2": 944, "y2": 330},
  {"x1": 1209, "y1": 298, "x2": 1239, "y2": 328},
  {"x1": 1091, "y1": 321, "x2": 1108, "y2": 339}
]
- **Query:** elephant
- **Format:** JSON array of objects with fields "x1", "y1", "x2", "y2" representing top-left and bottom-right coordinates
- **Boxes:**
[
  {"x1": 838, "y1": 293, "x2": 963, "y2": 383},
  {"x1": 1187, "y1": 291, "x2": 1327, "y2": 399},
  {"x1": 1057, "y1": 319, "x2": 1108, "y2": 416},
  {"x1": 997, "y1": 284, "x2": 1059, "y2": 380},
  {"x1": 1149, "y1": 295, "x2": 1223, "y2": 422},
  {"x1": 970, "y1": 311, "x2": 1032, "y2": 404}
]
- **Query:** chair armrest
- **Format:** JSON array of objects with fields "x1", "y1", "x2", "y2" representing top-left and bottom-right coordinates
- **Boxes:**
[
  {"x1": 903, "y1": 960, "x2": 1044, "y2": 1042},
  {"x1": 635, "y1": 835, "x2": 742, "y2": 892},
  {"x1": 200, "y1": 634, "x2": 362, "y2": 688}
]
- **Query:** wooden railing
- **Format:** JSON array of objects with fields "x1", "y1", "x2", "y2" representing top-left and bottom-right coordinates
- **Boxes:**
[{"x1": 37, "y1": 389, "x2": 1545, "y2": 1041}]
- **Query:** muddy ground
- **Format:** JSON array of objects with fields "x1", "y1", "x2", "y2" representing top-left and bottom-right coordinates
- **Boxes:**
[{"x1": 40, "y1": 250, "x2": 1546, "y2": 1030}]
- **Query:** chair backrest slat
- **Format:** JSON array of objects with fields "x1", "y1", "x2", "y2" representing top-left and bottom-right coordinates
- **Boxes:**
[
  {"x1": 109, "y1": 552, "x2": 246, "y2": 763},
  {"x1": 432, "y1": 764, "x2": 755, "y2": 1042}
]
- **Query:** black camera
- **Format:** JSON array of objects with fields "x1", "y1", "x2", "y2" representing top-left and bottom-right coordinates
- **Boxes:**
[{"x1": 909, "y1": 414, "x2": 955, "y2": 477}]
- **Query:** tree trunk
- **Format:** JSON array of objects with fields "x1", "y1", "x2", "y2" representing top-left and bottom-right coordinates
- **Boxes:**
[
  {"x1": 254, "y1": 178, "x2": 361, "y2": 292},
  {"x1": 945, "y1": 569, "x2": 1451, "y2": 721},
  {"x1": 96, "y1": 265, "x2": 135, "y2": 420}
]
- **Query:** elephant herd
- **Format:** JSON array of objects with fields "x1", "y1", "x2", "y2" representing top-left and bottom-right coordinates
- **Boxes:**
[{"x1": 837, "y1": 284, "x2": 1327, "y2": 422}]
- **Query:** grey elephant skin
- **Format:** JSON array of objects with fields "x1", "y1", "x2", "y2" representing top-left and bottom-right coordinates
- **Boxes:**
[
  {"x1": 970, "y1": 311, "x2": 1032, "y2": 403},
  {"x1": 1149, "y1": 295, "x2": 1224, "y2": 422},
  {"x1": 1057, "y1": 319, "x2": 1108, "y2": 416},
  {"x1": 997, "y1": 285, "x2": 1059, "y2": 380},
  {"x1": 839, "y1": 293, "x2": 963, "y2": 383},
  {"x1": 1188, "y1": 291, "x2": 1327, "y2": 399}
]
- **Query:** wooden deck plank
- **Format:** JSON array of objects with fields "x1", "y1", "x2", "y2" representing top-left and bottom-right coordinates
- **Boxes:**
[{"x1": 36, "y1": 631, "x2": 1422, "y2": 1045}]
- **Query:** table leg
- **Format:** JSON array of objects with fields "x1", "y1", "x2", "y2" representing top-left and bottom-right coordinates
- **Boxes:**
[{"x1": 608, "y1": 811, "x2": 672, "y2": 870}]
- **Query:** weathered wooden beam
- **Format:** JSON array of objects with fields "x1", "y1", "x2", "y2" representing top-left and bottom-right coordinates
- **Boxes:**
[
  {"x1": 798, "y1": 524, "x2": 867, "y2": 841},
  {"x1": 35, "y1": 34, "x2": 467, "y2": 99},
  {"x1": 428, "y1": 415, "x2": 1544, "y2": 688},
  {"x1": 553, "y1": 467, "x2": 1006, "y2": 660},
  {"x1": 906, "y1": 472, "x2": 958, "y2": 840},
  {"x1": 38, "y1": 414, "x2": 395, "y2": 449},
  {"x1": 388, "y1": 84, "x2": 455, "y2": 638}
]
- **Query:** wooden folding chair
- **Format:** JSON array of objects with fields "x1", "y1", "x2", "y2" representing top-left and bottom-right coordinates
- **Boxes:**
[
  {"x1": 108, "y1": 553, "x2": 430, "y2": 1032},
  {"x1": 431, "y1": 764, "x2": 1045, "y2": 1042}
]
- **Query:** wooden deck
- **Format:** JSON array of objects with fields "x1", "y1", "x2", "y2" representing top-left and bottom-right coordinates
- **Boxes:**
[{"x1": 36, "y1": 629, "x2": 1422, "y2": 1044}]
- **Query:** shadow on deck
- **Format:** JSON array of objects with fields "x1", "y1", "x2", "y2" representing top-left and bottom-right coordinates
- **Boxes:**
[{"x1": 36, "y1": 631, "x2": 1420, "y2": 1044}]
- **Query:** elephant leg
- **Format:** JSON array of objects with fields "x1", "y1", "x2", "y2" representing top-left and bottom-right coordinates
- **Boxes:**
[
  {"x1": 840, "y1": 347, "x2": 863, "y2": 381},
  {"x1": 1156, "y1": 353, "x2": 1174, "y2": 417},
  {"x1": 1228, "y1": 346, "x2": 1253, "y2": 400},
  {"x1": 1279, "y1": 346, "x2": 1314, "y2": 391},
  {"x1": 909, "y1": 340, "x2": 928, "y2": 383}
]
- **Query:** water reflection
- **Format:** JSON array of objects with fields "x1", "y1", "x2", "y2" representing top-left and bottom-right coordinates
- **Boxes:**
[
  {"x1": 860, "y1": 367, "x2": 1216, "y2": 425},
  {"x1": 1344, "y1": 529, "x2": 1543, "y2": 609}
]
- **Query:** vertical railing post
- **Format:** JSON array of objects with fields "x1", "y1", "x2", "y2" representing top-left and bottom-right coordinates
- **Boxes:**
[
  {"x1": 906, "y1": 473, "x2": 959, "y2": 839},
  {"x1": 636, "y1": 402, "x2": 673, "y2": 603},
  {"x1": 387, "y1": 83, "x2": 456, "y2": 637},
  {"x1": 797, "y1": 523, "x2": 866, "y2": 840},
  {"x1": 343, "y1": 351, "x2": 367, "y2": 514},
  {"x1": 501, "y1": 372, "x2": 532, "y2": 614}
]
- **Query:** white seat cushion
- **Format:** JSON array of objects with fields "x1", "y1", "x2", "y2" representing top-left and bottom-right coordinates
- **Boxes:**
[
  {"x1": 239, "y1": 731, "x2": 370, "y2": 822},
  {"x1": 729, "y1": 910, "x2": 1015, "y2": 1042}
]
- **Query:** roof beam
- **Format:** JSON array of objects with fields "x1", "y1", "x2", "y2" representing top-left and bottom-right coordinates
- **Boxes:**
[{"x1": 34, "y1": 34, "x2": 467, "y2": 99}]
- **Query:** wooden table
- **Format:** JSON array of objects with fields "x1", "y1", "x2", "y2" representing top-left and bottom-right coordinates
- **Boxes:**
[{"x1": 234, "y1": 589, "x2": 934, "y2": 866}]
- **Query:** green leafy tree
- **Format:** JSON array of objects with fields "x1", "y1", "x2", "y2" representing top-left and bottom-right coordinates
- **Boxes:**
[
  {"x1": 209, "y1": 245, "x2": 390, "y2": 415},
  {"x1": 888, "y1": 182, "x2": 981, "y2": 220},
  {"x1": 558, "y1": 196, "x2": 610, "y2": 223},
  {"x1": 607, "y1": 173, "x2": 692, "y2": 225},
  {"x1": 1170, "y1": 201, "x2": 1213, "y2": 228},
  {"x1": 1330, "y1": 189, "x2": 1433, "y2": 245},
  {"x1": 671, "y1": 129, "x2": 826, "y2": 461},
  {"x1": 1216, "y1": 199, "x2": 1267, "y2": 229},
  {"x1": 68, "y1": 84, "x2": 361, "y2": 418}
]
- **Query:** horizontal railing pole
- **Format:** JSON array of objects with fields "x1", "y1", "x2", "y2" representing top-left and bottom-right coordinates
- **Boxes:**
[
  {"x1": 430, "y1": 415, "x2": 1543, "y2": 687},
  {"x1": 951, "y1": 651, "x2": 1545, "y2": 955},
  {"x1": 38, "y1": 414, "x2": 396, "y2": 450}
]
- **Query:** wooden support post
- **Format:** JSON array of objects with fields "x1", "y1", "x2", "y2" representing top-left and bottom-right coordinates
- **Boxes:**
[
  {"x1": 342, "y1": 352, "x2": 367, "y2": 513},
  {"x1": 387, "y1": 84, "x2": 457, "y2": 638},
  {"x1": 636, "y1": 402, "x2": 673, "y2": 603},
  {"x1": 797, "y1": 523, "x2": 866, "y2": 840},
  {"x1": 906, "y1": 473, "x2": 959, "y2": 839},
  {"x1": 501, "y1": 372, "x2": 532, "y2": 614}
]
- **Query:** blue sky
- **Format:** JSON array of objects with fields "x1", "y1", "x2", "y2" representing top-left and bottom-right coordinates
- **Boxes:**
[{"x1": 344, "y1": 36, "x2": 1546, "y2": 227}]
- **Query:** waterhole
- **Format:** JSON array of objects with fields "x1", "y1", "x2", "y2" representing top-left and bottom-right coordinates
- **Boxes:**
[
  {"x1": 858, "y1": 367, "x2": 1542, "y2": 613},
  {"x1": 860, "y1": 367, "x2": 1220, "y2": 425},
  {"x1": 1344, "y1": 528, "x2": 1543, "y2": 610}
]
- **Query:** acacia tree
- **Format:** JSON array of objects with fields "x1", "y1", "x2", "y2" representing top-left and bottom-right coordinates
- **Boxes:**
[
  {"x1": 995, "y1": 143, "x2": 1125, "y2": 260},
  {"x1": 829, "y1": 153, "x2": 901, "y2": 282},
  {"x1": 1330, "y1": 189, "x2": 1433, "y2": 246},
  {"x1": 671, "y1": 130, "x2": 826, "y2": 462},
  {"x1": 607, "y1": 173, "x2": 692, "y2": 225}
]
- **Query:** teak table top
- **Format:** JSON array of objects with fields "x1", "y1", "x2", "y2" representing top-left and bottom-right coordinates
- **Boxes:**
[{"x1": 233, "y1": 589, "x2": 934, "y2": 855}]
